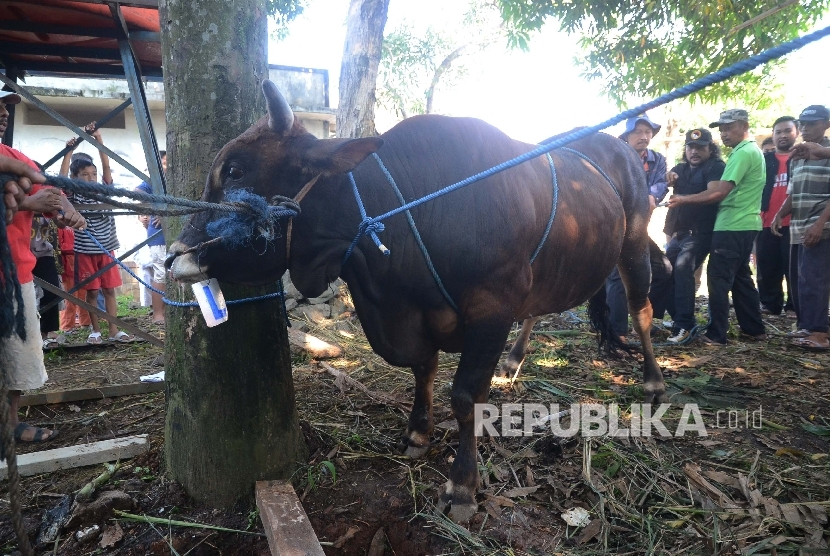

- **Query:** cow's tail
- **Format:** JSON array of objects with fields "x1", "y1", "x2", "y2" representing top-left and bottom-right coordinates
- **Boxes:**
[{"x1": 587, "y1": 286, "x2": 639, "y2": 356}]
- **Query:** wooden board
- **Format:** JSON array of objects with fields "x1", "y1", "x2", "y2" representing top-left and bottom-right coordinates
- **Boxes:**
[
  {"x1": 255, "y1": 480, "x2": 325, "y2": 556},
  {"x1": 34, "y1": 277, "x2": 163, "y2": 347},
  {"x1": 20, "y1": 381, "x2": 165, "y2": 407},
  {"x1": 0, "y1": 435, "x2": 149, "y2": 479}
]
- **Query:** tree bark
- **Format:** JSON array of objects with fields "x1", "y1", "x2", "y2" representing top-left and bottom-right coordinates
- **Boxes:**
[
  {"x1": 336, "y1": 0, "x2": 390, "y2": 138},
  {"x1": 159, "y1": 0, "x2": 306, "y2": 507}
]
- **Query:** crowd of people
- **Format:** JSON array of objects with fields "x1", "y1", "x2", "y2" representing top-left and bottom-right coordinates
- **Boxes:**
[
  {"x1": 1, "y1": 89, "x2": 167, "y2": 445},
  {"x1": 612, "y1": 106, "x2": 830, "y2": 351}
]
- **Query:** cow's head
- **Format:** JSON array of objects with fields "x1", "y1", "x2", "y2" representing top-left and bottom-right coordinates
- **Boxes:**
[{"x1": 167, "y1": 80, "x2": 382, "y2": 286}]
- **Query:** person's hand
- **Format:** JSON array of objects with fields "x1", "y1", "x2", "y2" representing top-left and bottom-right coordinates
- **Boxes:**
[
  {"x1": 66, "y1": 137, "x2": 80, "y2": 151},
  {"x1": 666, "y1": 171, "x2": 678, "y2": 188},
  {"x1": 20, "y1": 187, "x2": 63, "y2": 213},
  {"x1": 770, "y1": 213, "x2": 784, "y2": 237},
  {"x1": 666, "y1": 194, "x2": 685, "y2": 209},
  {"x1": 1, "y1": 156, "x2": 45, "y2": 223},
  {"x1": 648, "y1": 194, "x2": 657, "y2": 214},
  {"x1": 56, "y1": 208, "x2": 86, "y2": 231},
  {"x1": 151, "y1": 216, "x2": 161, "y2": 228},
  {"x1": 803, "y1": 220, "x2": 826, "y2": 247},
  {"x1": 790, "y1": 142, "x2": 830, "y2": 161}
]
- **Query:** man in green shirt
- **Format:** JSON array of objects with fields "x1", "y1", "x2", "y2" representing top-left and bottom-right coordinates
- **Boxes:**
[{"x1": 667, "y1": 109, "x2": 766, "y2": 344}]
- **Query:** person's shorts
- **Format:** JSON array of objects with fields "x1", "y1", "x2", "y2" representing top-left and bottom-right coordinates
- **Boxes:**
[
  {"x1": 76, "y1": 252, "x2": 122, "y2": 290},
  {"x1": 149, "y1": 245, "x2": 167, "y2": 284},
  {"x1": 4, "y1": 281, "x2": 48, "y2": 390}
]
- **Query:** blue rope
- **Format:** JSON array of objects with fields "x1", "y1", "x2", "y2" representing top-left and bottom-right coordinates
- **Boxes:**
[
  {"x1": 342, "y1": 172, "x2": 389, "y2": 264},
  {"x1": 79, "y1": 229, "x2": 287, "y2": 310},
  {"x1": 343, "y1": 24, "x2": 830, "y2": 246},
  {"x1": 559, "y1": 148, "x2": 621, "y2": 199},
  {"x1": 529, "y1": 153, "x2": 559, "y2": 265},
  {"x1": 366, "y1": 153, "x2": 459, "y2": 312}
]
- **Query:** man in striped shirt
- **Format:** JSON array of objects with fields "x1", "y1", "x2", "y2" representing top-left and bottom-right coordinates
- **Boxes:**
[
  {"x1": 772, "y1": 105, "x2": 830, "y2": 351},
  {"x1": 66, "y1": 132, "x2": 132, "y2": 344}
]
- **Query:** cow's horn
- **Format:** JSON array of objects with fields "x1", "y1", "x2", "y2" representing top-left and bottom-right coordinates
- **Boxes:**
[{"x1": 263, "y1": 79, "x2": 294, "y2": 136}]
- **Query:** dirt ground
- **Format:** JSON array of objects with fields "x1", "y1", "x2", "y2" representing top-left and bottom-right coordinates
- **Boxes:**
[{"x1": 2, "y1": 305, "x2": 829, "y2": 555}]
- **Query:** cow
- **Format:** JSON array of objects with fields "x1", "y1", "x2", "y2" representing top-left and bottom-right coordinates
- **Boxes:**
[{"x1": 167, "y1": 80, "x2": 666, "y2": 522}]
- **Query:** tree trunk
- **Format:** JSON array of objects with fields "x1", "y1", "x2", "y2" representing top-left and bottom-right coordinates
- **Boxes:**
[
  {"x1": 336, "y1": 0, "x2": 390, "y2": 138},
  {"x1": 159, "y1": 0, "x2": 306, "y2": 508}
]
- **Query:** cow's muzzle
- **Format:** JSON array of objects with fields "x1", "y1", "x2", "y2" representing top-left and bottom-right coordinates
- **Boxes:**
[{"x1": 167, "y1": 241, "x2": 211, "y2": 283}]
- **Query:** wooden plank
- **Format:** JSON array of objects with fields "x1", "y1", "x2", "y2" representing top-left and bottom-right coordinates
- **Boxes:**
[
  {"x1": 287, "y1": 328, "x2": 342, "y2": 359},
  {"x1": 255, "y1": 481, "x2": 325, "y2": 556},
  {"x1": 20, "y1": 381, "x2": 165, "y2": 407},
  {"x1": 34, "y1": 278, "x2": 163, "y2": 347},
  {"x1": 0, "y1": 435, "x2": 149, "y2": 479}
]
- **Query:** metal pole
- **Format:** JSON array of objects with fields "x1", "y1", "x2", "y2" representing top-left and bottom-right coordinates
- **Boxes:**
[{"x1": 40, "y1": 98, "x2": 134, "y2": 170}]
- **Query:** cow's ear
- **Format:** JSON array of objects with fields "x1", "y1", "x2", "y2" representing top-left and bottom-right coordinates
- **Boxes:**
[
  {"x1": 263, "y1": 80, "x2": 294, "y2": 136},
  {"x1": 304, "y1": 137, "x2": 384, "y2": 175}
]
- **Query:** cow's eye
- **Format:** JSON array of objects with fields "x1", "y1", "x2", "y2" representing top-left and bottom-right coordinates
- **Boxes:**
[{"x1": 229, "y1": 166, "x2": 244, "y2": 181}]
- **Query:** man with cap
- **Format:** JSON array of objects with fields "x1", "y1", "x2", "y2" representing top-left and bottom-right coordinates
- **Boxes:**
[
  {"x1": 605, "y1": 113, "x2": 672, "y2": 340},
  {"x1": 668, "y1": 109, "x2": 766, "y2": 345},
  {"x1": 772, "y1": 105, "x2": 830, "y2": 351},
  {"x1": 1, "y1": 89, "x2": 86, "y2": 443},
  {"x1": 757, "y1": 116, "x2": 799, "y2": 317},
  {"x1": 652, "y1": 128, "x2": 726, "y2": 343}
]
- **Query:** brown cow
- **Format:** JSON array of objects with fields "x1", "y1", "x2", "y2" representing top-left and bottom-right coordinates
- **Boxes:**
[{"x1": 167, "y1": 80, "x2": 665, "y2": 522}]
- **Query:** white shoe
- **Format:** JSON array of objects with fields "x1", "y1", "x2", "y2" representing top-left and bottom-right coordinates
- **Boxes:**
[{"x1": 667, "y1": 329, "x2": 690, "y2": 344}]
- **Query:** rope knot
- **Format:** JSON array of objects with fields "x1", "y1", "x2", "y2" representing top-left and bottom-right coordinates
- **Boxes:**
[{"x1": 359, "y1": 217, "x2": 385, "y2": 236}]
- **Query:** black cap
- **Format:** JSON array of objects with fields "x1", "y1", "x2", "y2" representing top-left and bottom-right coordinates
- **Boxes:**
[
  {"x1": 798, "y1": 105, "x2": 830, "y2": 122},
  {"x1": 685, "y1": 128, "x2": 713, "y2": 146}
]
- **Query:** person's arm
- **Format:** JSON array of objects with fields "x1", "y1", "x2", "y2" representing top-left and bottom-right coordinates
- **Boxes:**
[
  {"x1": 1, "y1": 154, "x2": 46, "y2": 223},
  {"x1": 667, "y1": 180, "x2": 734, "y2": 208},
  {"x1": 59, "y1": 137, "x2": 79, "y2": 177},
  {"x1": 791, "y1": 142, "x2": 830, "y2": 161},
  {"x1": 92, "y1": 125, "x2": 113, "y2": 185},
  {"x1": 771, "y1": 195, "x2": 792, "y2": 237},
  {"x1": 648, "y1": 153, "x2": 669, "y2": 203},
  {"x1": 19, "y1": 187, "x2": 63, "y2": 213},
  {"x1": 802, "y1": 200, "x2": 830, "y2": 247}
]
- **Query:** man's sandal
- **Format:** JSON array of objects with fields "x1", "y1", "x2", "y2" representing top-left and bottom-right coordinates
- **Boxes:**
[
  {"x1": 87, "y1": 332, "x2": 103, "y2": 345},
  {"x1": 791, "y1": 337, "x2": 830, "y2": 351},
  {"x1": 109, "y1": 331, "x2": 136, "y2": 343},
  {"x1": 14, "y1": 423, "x2": 59, "y2": 443}
]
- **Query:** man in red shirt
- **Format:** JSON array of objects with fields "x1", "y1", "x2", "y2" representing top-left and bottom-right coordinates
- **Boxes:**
[
  {"x1": 757, "y1": 116, "x2": 798, "y2": 316},
  {"x1": 1, "y1": 89, "x2": 86, "y2": 443}
]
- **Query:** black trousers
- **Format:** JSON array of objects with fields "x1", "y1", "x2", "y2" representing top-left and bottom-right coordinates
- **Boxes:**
[
  {"x1": 789, "y1": 244, "x2": 801, "y2": 328},
  {"x1": 33, "y1": 255, "x2": 61, "y2": 335},
  {"x1": 755, "y1": 226, "x2": 793, "y2": 314},
  {"x1": 706, "y1": 231, "x2": 765, "y2": 344}
]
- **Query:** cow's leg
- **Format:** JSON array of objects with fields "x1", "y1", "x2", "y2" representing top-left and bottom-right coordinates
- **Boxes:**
[
  {"x1": 618, "y1": 245, "x2": 667, "y2": 404},
  {"x1": 495, "y1": 317, "x2": 540, "y2": 379},
  {"x1": 404, "y1": 352, "x2": 439, "y2": 458},
  {"x1": 439, "y1": 319, "x2": 513, "y2": 523}
]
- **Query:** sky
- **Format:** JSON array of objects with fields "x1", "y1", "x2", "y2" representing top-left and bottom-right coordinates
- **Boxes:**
[{"x1": 267, "y1": 0, "x2": 830, "y2": 143}]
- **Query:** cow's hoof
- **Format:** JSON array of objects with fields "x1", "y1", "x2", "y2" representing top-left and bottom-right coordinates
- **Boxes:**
[
  {"x1": 402, "y1": 430, "x2": 431, "y2": 458},
  {"x1": 495, "y1": 360, "x2": 519, "y2": 380},
  {"x1": 438, "y1": 481, "x2": 477, "y2": 524},
  {"x1": 448, "y1": 502, "x2": 477, "y2": 524},
  {"x1": 644, "y1": 381, "x2": 668, "y2": 404}
]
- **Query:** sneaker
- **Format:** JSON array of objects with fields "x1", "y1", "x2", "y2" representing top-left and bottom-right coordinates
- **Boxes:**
[{"x1": 667, "y1": 328, "x2": 690, "y2": 344}]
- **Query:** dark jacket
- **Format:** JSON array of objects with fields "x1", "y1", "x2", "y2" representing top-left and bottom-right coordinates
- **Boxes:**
[
  {"x1": 761, "y1": 151, "x2": 792, "y2": 213},
  {"x1": 663, "y1": 157, "x2": 726, "y2": 236}
]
